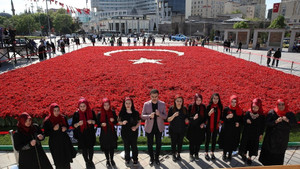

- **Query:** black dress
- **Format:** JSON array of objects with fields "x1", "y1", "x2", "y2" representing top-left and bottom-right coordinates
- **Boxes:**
[
  {"x1": 119, "y1": 110, "x2": 140, "y2": 161},
  {"x1": 97, "y1": 110, "x2": 118, "y2": 151},
  {"x1": 239, "y1": 111, "x2": 265, "y2": 157},
  {"x1": 43, "y1": 117, "x2": 77, "y2": 168},
  {"x1": 38, "y1": 44, "x2": 46, "y2": 60},
  {"x1": 187, "y1": 104, "x2": 206, "y2": 145},
  {"x1": 13, "y1": 124, "x2": 53, "y2": 169},
  {"x1": 259, "y1": 110, "x2": 296, "y2": 165},
  {"x1": 218, "y1": 107, "x2": 238, "y2": 153},
  {"x1": 72, "y1": 111, "x2": 97, "y2": 149}
]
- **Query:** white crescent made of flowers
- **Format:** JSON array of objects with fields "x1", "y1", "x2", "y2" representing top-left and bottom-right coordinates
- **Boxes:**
[{"x1": 103, "y1": 49, "x2": 184, "y2": 56}]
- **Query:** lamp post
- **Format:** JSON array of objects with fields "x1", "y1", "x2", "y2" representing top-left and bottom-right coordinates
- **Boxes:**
[{"x1": 45, "y1": 0, "x2": 51, "y2": 41}]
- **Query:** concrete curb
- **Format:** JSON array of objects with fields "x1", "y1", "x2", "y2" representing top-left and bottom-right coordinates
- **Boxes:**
[{"x1": 1, "y1": 142, "x2": 299, "y2": 151}]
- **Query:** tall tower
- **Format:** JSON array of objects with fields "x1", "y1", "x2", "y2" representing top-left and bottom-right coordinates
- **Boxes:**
[{"x1": 11, "y1": 0, "x2": 15, "y2": 15}]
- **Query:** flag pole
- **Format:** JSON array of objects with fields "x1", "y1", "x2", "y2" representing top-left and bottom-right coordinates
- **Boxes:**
[{"x1": 45, "y1": 0, "x2": 51, "y2": 42}]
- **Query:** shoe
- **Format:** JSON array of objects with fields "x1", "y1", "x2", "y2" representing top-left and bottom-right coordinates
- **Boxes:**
[
  {"x1": 149, "y1": 159, "x2": 154, "y2": 166},
  {"x1": 211, "y1": 154, "x2": 216, "y2": 160},
  {"x1": 172, "y1": 154, "x2": 177, "y2": 162},
  {"x1": 222, "y1": 155, "x2": 227, "y2": 161},
  {"x1": 133, "y1": 160, "x2": 139, "y2": 166},
  {"x1": 111, "y1": 160, "x2": 116, "y2": 166},
  {"x1": 228, "y1": 155, "x2": 232, "y2": 161},
  {"x1": 205, "y1": 154, "x2": 210, "y2": 161},
  {"x1": 195, "y1": 154, "x2": 199, "y2": 160},
  {"x1": 106, "y1": 161, "x2": 111, "y2": 167},
  {"x1": 241, "y1": 155, "x2": 247, "y2": 162},
  {"x1": 247, "y1": 158, "x2": 252, "y2": 165},
  {"x1": 177, "y1": 154, "x2": 182, "y2": 161},
  {"x1": 155, "y1": 159, "x2": 160, "y2": 165},
  {"x1": 125, "y1": 160, "x2": 130, "y2": 165},
  {"x1": 190, "y1": 155, "x2": 195, "y2": 162}
]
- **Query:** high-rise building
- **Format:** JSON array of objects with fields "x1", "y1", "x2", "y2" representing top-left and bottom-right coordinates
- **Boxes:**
[{"x1": 271, "y1": 0, "x2": 300, "y2": 28}]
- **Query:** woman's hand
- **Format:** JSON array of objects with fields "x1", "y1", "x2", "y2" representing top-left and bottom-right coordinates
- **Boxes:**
[
  {"x1": 62, "y1": 126, "x2": 67, "y2": 132},
  {"x1": 226, "y1": 114, "x2": 233, "y2": 119},
  {"x1": 110, "y1": 118, "x2": 114, "y2": 122},
  {"x1": 208, "y1": 108, "x2": 214, "y2": 116},
  {"x1": 101, "y1": 123, "x2": 106, "y2": 127},
  {"x1": 193, "y1": 114, "x2": 198, "y2": 120},
  {"x1": 53, "y1": 124, "x2": 59, "y2": 131},
  {"x1": 30, "y1": 140, "x2": 36, "y2": 146},
  {"x1": 37, "y1": 134, "x2": 43, "y2": 140}
]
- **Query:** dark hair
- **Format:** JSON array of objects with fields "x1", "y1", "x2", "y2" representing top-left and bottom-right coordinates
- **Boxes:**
[
  {"x1": 150, "y1": 89, "x2": 159, "y2": 95},
  {"x1": 172, "y1": 95, "x2": 187, "y2": 114},
  {"x1": 120, "y1": 97, "x2": 137, "y2": 113},
  {"x1": 208, "y1": 93, "x2": 223, "y2": 108}
]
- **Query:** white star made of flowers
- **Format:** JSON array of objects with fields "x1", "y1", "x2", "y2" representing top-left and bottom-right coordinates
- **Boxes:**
[{"x1": 129, "y1": 58, "x2": 163, "y2": 64}]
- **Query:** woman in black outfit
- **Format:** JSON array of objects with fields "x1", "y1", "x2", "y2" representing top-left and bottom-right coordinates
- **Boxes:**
[
  {"x1": 167, "y1": 95, "x2": 189, "y2": 162},
  {"x1": 218, "y1": 95, "x2": 243, "y2": 161},
  {"x1": 97, "y1": 98, "x2": 118, "y2": 167},
  {"x1": 205, "y1": 93, "x2": 223, "y2": 161},
  {"x1": 259, "y1": 99, "x2": 297, "y2": 166},
  {"x1": 239, "y1": 98, "x2": 265, "y2": 165},
  {"x1": 13, "y1": 112, "x2": 53, "y2": 169},
  {"x1": 72, "y1": 98, "x2": 96, "y2": 169},
  {"x1": 43, "y1": 103, "x2": 77, "y2": 169},
  {"x1": 187, "y1": 93, "x2": 206, "y2": 162},
  {"x1": 118, "y1": 97, "x2": 141, "y2": 166}
]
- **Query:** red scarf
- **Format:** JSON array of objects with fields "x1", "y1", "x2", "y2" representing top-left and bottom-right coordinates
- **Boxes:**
[
  {"x1": 191, "y1": 93, "x2": 205, "y2": 117},
  {"x1": 44, "y1": 103, "x2": 67, "y2": 127},
  {"x1": 274, "y1": 99, "x2": 289, "y2": 117},
  {"x1": 228, "y1": 95, "x2": 243, "y2": 116},
  {"x1": 100, "y1": 98, "x2": 115, "y2": 133},
  {"x1": 17, "y1": 112, "x2": 35, "y2": 135},
  {"x1": 78, "y1": 98, "x2": 94, "y2": 132},
  {"x1": 249, "y1": 98, "x2": 264, "y2": 115},
  {"x1": 210, "y1": 103, "x2": 221, "y2": 132}
]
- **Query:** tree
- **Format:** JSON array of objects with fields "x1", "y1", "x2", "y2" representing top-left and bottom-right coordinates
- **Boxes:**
[
  {"x1": 231, "y1": 10, "x2": 242, "y2": 14},
  {"x1": 53, "y1": 14, "x2": 73, "y2": 34},
  {"x1": 268, "y1": 15, "x2": 286, "y2": 29},
  {"x1": 0, "y1": 16, "x2": 8, "y2": 27},
  {"x1": 233, "y1": 21, "x2": 249, "y2": 29},
  {"x1": 15, "y1": 14, "x2": 37, "y2": 35}
]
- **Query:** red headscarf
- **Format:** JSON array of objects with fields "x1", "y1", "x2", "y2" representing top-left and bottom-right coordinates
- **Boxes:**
[
  {"x1": 191, "y1": 93, "x2": 205, "y2": 117},
  {"x1": 228, "y1": 95, "x2": 243, "y2": 116},
  {"x1": 44, "y1": 103, "x2": 67, "y2": 127},
  {"x1": 78, "y1": 98, "x2": 94, "y2": 132},
  {"x1": 17, "y1": 112, "x2": 35, "y2": 135},
  {"x1": 249, "y1": 98, "x2": 264, "y2": 115},
  {"x1": 100, "y1": 98, "x2": 115, "y2": 133},
  {"x1": 274, "y1": 99, "x2": 289, "y2": 117}
]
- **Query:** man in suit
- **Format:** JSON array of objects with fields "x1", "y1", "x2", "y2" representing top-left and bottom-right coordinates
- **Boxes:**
[{"x1": 141, "y1": 89, "x2": 167, "y2": 165}]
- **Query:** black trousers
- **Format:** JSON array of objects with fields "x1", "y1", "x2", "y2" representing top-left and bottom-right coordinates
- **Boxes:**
[
  {"x1": 205, "y1": 130, "x2": 218, "y2": 153},
  {"x1": 189, "y1": 141, "x2": 200, "y2": 156},
  {"x1": 123, "y1": 135, "x2": 138, "y2": 161},
  {"x1": 170, "y1": 132, "x2": 184, "y2": 155},
  {"x1": 272, "y1": 58, "x2": 279, "y2": 67},
  {"x1": 104, "y1": 148, "x2": 114, "y2": 161},
  {"x1": 146, "y1": 130, "x2": 162, "y2": 160},
  {"x1": 56, "y1": 163, "x2": 70, "y2": 169},
  {"x1": 82, "y1": 147, "x2": 94, "y2": 163},
  {"x1": 267, "y1": 57, "x2": 271, "y2": 65},
  {"x1": 223, "y1": 150, "x2": 233, "y2": 157}
]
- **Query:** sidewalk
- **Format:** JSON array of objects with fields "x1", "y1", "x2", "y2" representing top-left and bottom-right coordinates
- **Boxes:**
[{"x1": 1, "y1": 147, "x2": 300, "y2": 169}]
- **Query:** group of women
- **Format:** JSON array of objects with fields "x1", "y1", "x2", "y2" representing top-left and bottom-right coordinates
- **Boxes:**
[{"x1": 13, "y1": 93, "x2": 297, "y2": 169}]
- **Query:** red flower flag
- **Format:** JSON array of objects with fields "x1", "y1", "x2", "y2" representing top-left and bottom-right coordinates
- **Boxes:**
[
  {"x1": 273, "y1": 3, "x2": 280, "y2": 13},
  {"x1": 59, "y1": 2, "x2": 64, "y2": 7},
  {"x1": 0, "y1": 47, "x2": 299, "y2": 118},
  {"x1": 83, "y1": 8, "x2": 90, "y2": 15},
  {"x1": 67, "y1": 6, "x2": 70, "y2": 14},
  {"x1": 55, "y1": 1, "x2": 57, "y2": 4},
  {"x1": 76, "y1": 8, "x2": 82, "y2": 14}
]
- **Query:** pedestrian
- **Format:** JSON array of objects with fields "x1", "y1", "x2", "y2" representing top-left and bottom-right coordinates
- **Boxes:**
[
  {"x1": 259, "y1": 99, "x2": 297, "y2": 166},
  {"x1": 205, "y1": 93, "x2": 223, "y2": 161},
  {"x1": 239, "y1": 98, "x2": 265, "y2": 165},
  {"x1": 13, "y1": 112, "x2": 53, "y2": 169},
  {"x1": 141, "y1": 89, "x2": 167, "y2": 166},
  {"x1": 218, "y1": 95, "x2": 243, "y2": 161},
  {"x1": 38, "y1": 41, "x2": 46, "y2": 61},
  {"x1": 266, "y1": 48, "x2": 273, "y2": 67},
  {"x1": 237, "y1": 42, "x2": 242, "y2": 53},
  {"x1": 97, "y1": 98, "x2": 118, "y2": 167},
  {"x1": 72, "y1": 98, "x2": 96, "y2": 169},
  {"x1": 127, "y1": 37, "x2": 131, "y2": 46},
  {"x1": 43, "y1": 103, "x2": 77, "y2": 169},
  {"x1": 187, "y1": 93, "x2": 206, "y2": 162},
  {"x1": 272, "y1": 48, "x2": 281, "y2": 67},
  {"x1": 118, "y1": 97, "x2": 141, "y2": 166},
  {"x1": 152, "y1": 37, "x2": 155, "y2": 46},
  {"x1": 167, "y1": 95, "x2": 189, "y2": 162}
]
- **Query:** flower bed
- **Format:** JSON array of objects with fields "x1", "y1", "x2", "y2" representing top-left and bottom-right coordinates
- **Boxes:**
[{"x1": 0, "y1": 46, "x2": 299, "y2": 124}]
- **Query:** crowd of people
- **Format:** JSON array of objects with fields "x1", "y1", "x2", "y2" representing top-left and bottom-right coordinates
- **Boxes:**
[{"x1": 13, "y1": 89, "x2": 297, "y2": 169}]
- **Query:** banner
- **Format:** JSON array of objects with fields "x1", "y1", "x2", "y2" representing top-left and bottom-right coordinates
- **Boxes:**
[{"x1": 273, "y1": 3, "x2": 280, "y2": 13}]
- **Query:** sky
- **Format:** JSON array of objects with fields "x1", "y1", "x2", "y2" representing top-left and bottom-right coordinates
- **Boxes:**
[{"x1": 1, "y1": 0, "x2": 281, "y2": 16}]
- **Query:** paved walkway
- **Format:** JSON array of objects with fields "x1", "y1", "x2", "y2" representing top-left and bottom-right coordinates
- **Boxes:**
[
  {"x1": 1, "y1": 147, "x2": 300, "y2": 169},
  {"x1": 1, "y1": 37, "x2": 300, "y2": 77}
]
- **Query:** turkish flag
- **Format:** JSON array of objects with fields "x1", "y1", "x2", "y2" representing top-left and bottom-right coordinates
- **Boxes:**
[
  {"x1": 273, "y1": 3, "x2": 280, "y2": 13},
  {"x1": 0, "y1": 47, "x2": 300, "y2": 118}
]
